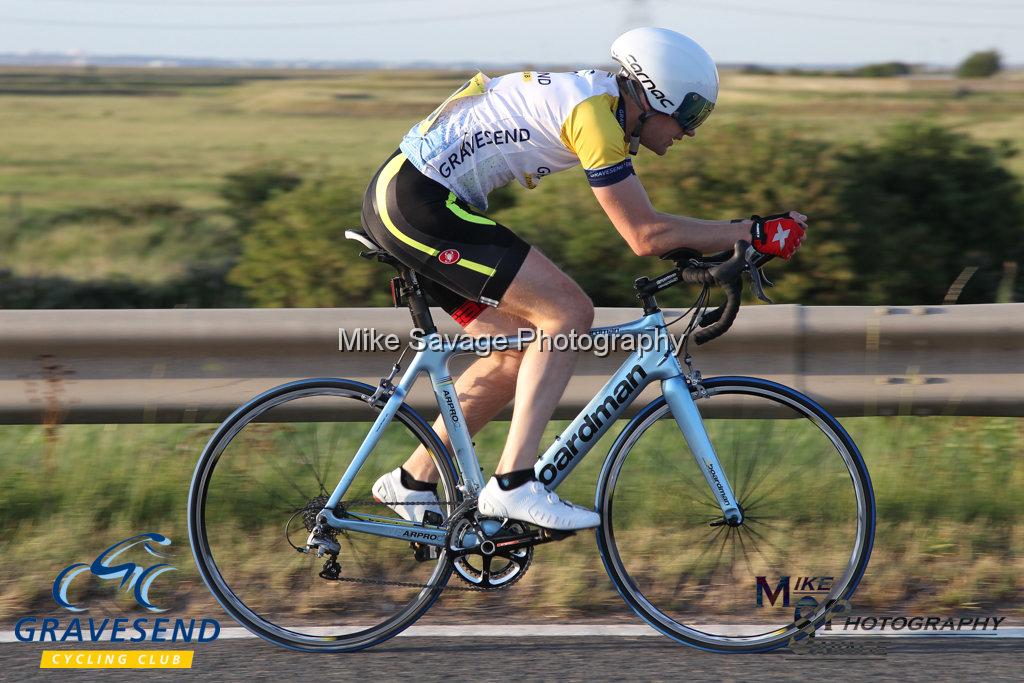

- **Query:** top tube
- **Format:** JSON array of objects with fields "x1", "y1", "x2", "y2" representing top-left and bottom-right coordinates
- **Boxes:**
[{"x1": 410, "y1": 311, "x2": 671, "y2": 359}]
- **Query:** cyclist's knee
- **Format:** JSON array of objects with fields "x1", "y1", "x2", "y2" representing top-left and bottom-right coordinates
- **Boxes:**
[
  {"x1": 574, "y1": 293, "x2": 595, "y2": 329},
  {"x1": 538, "y1": 288, "x2": 593, "y2": 333},
  {"x1": 502, "y1": 247, "x2": 593, "y2": 331}
]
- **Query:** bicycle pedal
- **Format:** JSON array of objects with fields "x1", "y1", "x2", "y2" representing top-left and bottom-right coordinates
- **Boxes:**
[{"x1": 539, "y1": 528, "x2": 576, "y2": 542}]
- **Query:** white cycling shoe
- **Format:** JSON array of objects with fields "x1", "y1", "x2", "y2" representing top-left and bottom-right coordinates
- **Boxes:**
[
  {"x1": 476, "y1": 477, "x2": 601, "y2": 531},
  {"x1": 372, "y1": 468, "x2": 442, "y2": 524}
]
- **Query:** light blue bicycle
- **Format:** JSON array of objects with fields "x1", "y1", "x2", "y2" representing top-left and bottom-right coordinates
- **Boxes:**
[{"x1": 188, "y1": 230, "x2": 874, "y2": 653}]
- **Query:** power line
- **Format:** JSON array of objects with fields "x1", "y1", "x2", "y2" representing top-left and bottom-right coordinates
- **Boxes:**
[
  {"x1": 0, "y1": 0, "x2": 605, "y2": 30},
  {"x1": 829, "y1": 0, "x2": 1024, "y2": 10},
  {"x1": 6, "y1": 0, "x2": 1021, "y2": 31},
  {"x1": 812, "y1": 0, "x2": 1023, "y2": 12},
  {"x1": 18, "y1": 0, "x2": 1024, "y2": 6},
  {"x1": 652, "y1": 0, "x2": 1024, "y2": 31}
]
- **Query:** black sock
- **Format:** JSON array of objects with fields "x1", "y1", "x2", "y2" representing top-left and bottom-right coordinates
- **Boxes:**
[
  {"x1": 399, "y1": 467, "x2": 438, "y2": 493},
  {"x1": 496, "y1": 468, "x2": 537, "y2": 491}
]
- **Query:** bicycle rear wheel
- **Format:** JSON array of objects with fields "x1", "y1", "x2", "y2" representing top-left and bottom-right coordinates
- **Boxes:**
[
  {"x1": 597, "y1": 376, "x2": 874, "y2": 653},
  {"x1": 188, "y1": 378, "x2": 460, "y2": 652}
]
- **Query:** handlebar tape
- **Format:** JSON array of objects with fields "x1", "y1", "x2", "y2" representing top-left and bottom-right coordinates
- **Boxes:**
[{"x1": 678, "y1": 240, "x2": 749, "y2": 346}]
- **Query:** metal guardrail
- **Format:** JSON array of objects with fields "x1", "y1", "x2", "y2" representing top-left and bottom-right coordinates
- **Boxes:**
[{"x1": 0, "y1": 304, "x2": 1021, "y2": 424}]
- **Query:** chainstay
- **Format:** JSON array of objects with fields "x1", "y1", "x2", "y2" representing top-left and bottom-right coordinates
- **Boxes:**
[
  {"x1": 343, "y1": 499, "x2": 454, "y2": 508},
  {"x1": 342, "y1": 497, "x2": 480, "y2": 530},
  {"x1": 327, "y1": 574, "x2": 490, "y2": 592},
  {"x1": 329, "y1": 498, "x2": 494, "y2": 591}
]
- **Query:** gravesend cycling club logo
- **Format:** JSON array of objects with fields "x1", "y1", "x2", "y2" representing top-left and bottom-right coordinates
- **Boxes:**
[
  {"x1": 438, "y1": 249, "x2": 461, "y2": 265},
  {"x1": 14, "y1": 532, "x2": 220, "y2": 651},
  {"x1": 53, "y1": 532, "x2": 176, "y2": 613}
]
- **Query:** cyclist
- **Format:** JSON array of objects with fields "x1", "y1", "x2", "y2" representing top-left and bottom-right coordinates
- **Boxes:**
[{"x1": 365, "y1": 27, "x2": 807, "y2": 530}]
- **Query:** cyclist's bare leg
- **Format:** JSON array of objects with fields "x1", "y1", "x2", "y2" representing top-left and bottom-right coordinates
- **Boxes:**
[
  {"x1": 488, "y1": 248, "x2": 594, "y2": 475},
  {"x1": 401, "y1": 307, "x2": 530, "y2": 483}
]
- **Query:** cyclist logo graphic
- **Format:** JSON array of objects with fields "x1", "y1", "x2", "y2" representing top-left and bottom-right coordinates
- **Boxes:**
[
  {"x1": 52, "y1": 533, "x2": 177, "y2": 613},
  {"x1": 438, "y1": 249, "x2": 461, "y2": 265}
]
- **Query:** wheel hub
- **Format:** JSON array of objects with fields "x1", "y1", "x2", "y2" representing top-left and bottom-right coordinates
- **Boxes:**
[{"x1": 709, "y1": 503, "x2": 745, "y2": 528}]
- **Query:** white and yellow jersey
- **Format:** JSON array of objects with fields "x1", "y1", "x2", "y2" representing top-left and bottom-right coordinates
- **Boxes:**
[{"x1": 399, "y1": 70, "x2": 634, "y2": 210}]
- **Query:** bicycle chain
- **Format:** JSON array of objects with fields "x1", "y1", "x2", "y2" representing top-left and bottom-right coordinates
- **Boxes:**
[{"x1": 321, "y1": 498, "x2": 494, "y2": 592}]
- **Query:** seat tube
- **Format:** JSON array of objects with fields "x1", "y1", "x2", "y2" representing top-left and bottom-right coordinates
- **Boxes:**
[
  {"x1": 661, "y1": 375, "x2": 743, "y2": 525},
  {"x1": 410, "y1": 335, "x2": 485, "y2": 494},
  {"x1": 429, "y1": 367, "x2": 485, "y2": 493}
]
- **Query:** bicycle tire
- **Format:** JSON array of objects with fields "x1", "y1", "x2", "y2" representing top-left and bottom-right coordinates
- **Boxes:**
[
  {"x1": 188, "y1": 378, "x2": 460, "y2": 652},
  {"x1": 596, "y1": 376, "x2": 875, "y2": 653}
]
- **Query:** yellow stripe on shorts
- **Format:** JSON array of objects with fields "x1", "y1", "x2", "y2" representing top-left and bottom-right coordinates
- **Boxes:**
[{"x1": 376, "y1": 154, "x2": 497, "y2": 277}]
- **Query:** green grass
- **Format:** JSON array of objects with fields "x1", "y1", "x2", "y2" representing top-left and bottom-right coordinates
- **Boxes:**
[{"x1": 1, "y1": 415, "x2": 1020, "y2": 619}]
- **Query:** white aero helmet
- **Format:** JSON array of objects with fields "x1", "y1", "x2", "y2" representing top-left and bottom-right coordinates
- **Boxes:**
[{"x1": 611, "y1": 27, "x2": 719, "y2": 151}]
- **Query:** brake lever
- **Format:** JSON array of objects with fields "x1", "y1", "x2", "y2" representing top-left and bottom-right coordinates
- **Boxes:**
[{"x1": 743, "y1": 245, "x2": 774, "y2": 304}]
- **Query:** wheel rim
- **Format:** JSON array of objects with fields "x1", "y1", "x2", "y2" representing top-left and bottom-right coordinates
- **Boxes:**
[
  {"x1": 598, "y1": 380, "x2": 873, "y2": 651},
  {"x1": 188, "y1": 382, "x2": 457, "y2": 651}
]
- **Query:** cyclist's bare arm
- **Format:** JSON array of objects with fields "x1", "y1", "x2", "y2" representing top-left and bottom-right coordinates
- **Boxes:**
[{"x1": 592, "y1": 174, "x2": 752, "y2": 257}]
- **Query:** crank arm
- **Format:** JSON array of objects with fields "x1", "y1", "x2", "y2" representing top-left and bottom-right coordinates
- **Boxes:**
[
  {"x1": 448, "y1": 523, "x2": 577, "y2": 558},
  {"x1": 491, "y1": 528, "x2": 576, "y2": 552}
]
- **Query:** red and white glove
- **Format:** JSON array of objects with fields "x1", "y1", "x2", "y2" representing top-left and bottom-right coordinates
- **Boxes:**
[{"x1": 749, "y1": 213, "x2": 806, "y2": 260}]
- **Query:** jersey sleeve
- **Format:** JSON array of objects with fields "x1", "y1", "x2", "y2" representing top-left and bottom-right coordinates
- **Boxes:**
[{"x1": 560, "y1": 94, "x2": 634, "y2": 187}]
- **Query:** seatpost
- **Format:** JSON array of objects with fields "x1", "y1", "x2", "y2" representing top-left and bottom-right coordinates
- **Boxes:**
[{"x1": 401, "y1": 268, "x2": 437, "y2": 335}]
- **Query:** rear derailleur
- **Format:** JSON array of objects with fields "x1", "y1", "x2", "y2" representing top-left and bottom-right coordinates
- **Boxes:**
[{"x1": 293, "y1": 494, "x2": 343, "y2": 580}]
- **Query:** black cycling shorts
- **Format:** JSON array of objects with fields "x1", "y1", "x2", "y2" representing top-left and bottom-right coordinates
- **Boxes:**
[{"x1": 361, "y1": 150, "x2": 531, "y2": 327}]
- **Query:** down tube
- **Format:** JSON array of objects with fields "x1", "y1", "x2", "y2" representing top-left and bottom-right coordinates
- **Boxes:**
[{"x1": 534, "y1": 355, "x2": 658, "y2": 489}]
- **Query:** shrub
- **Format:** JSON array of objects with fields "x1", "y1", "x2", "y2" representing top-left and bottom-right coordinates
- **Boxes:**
[
  {"x1": 956, "y1": 50, "x2": 1002, "y2": 79},
  {"x1": 0, "y1": 263, "x2": 246, "y2": 308},
  {"x1": 220, "y1": 160, "x2": 303, "y2": 224},
  {"x1": 830, "y1": 122, "x2": 1024, "y2": 304},
  {"x1": 850, "y1": 62, "x2": 912, "y2": 78},
  {"x1": 227, "y1": 174, "x2": 390, "y2": 307}
]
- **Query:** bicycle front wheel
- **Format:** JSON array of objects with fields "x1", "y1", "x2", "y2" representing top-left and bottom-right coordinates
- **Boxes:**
[
  {"x1": 597, "y1": 376, "x2": 874, "y2": 653},
  {"x1": 188, "y1": 378, "x2": 460, "y2": 652}
]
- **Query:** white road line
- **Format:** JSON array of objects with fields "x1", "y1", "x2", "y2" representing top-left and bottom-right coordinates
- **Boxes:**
[{"x1": 3, "y1": 624, "x2": 1023, "y2": 643}]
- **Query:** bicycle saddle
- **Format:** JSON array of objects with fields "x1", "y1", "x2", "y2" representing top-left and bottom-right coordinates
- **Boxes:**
[
  {"x1": 344, "y1": 229, "x2": 382, "y2": 251},
  {"x1": 345, "y1": 229, "x2": 404, "y2": 268}
]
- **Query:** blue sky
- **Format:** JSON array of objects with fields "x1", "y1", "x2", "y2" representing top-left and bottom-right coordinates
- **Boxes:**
[{"x1": 1, "y1": 0, "x2": 1022, "y2": 67}]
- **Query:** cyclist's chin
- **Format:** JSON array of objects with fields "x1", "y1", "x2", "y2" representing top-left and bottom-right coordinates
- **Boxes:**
[{"x1": 641, "y1": 141, "x2": 670, "y2": 156}]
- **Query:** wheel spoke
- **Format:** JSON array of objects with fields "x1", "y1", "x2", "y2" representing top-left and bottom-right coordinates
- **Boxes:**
[
  {"x1": 599, "y1": 383, "x2": 873, "y2": 652},
  {"x1": 282, "y1": 426, "x2": 328, "y2": 496},
  {"x1": 189, "y1": 382, "x2": 458, "y2": 652}
]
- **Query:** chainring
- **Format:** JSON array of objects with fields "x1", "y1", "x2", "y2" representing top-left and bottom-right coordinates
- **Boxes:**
[{"x1": 448, "y1": 511, "x2": 533, "y2": 591}]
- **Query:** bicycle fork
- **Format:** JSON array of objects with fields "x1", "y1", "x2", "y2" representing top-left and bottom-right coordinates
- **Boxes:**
[{"x1": 661, "y1": 375, "x2": 744, "y2": 526}]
